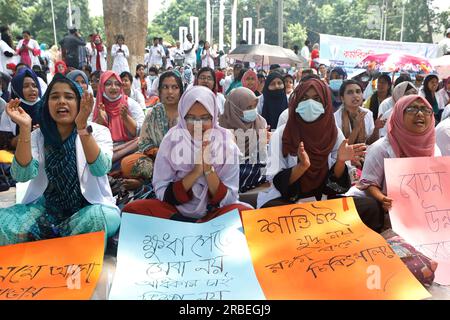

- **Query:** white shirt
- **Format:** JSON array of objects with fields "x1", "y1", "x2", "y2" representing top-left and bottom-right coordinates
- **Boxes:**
[
  {"x1": 183, "y1": 40, "x2": 196, "y2": 65},
  {"x1": 148, "y1": 44, "x2": 165, "y2": 67},
  {"x1": 201, "y1": 48, "x2": 216, "y2": 69},
  {"x1": 172, "y1": 47, "x2": 185, "y2": 61},
  {"x1": 216, "y1": 93, "x2": 226, "y2": 115},
  {"x1": 346, "y1": 137, "x2": 442, "y2": 198},
  {"x1": 277, "y1": 108, "x2": 289, "y2": 128},
  {"x1": 129, "y1": 88, "x2": 146, "y2": 109},
  {"x1": 436, "y1": 118, "x2": 450, "y2": 156},
  {"x1": 0, "y1": 39, "x2": 17, "y2": 75},
  {"x1": 257, "y1": 124, "x2": 348, "y2": 208},
  {"x1": 437, "y1": 37, "x2": 450, "y2": 57},
  {"x1": 334, "y1": 106, "x2": 375, "y2": 140},
  {"x1": 16, "y1": 38, "x2": 41, "y2": 67},
  {"x1": 377, "y1": 97, "x2": 395, "y2": 138},
  {"x1": 21, "y1": 122, "x2": 119, "y2": 212},
  {"x1": 111, "y1": 44, "x2": 130, "y2": 74}
]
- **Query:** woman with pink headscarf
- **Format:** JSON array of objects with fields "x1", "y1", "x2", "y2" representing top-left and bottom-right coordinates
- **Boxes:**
[
  {"x1": 241, "y1": 69, "x2": 259, "y2": 96},
  {"x1": 348, "y1": 95, "x2": 441, "y2": 212},
  {"x1": 123, "y1": 86, "x2": 251, "y2": 222},
  {"x1": 92, "y1": 70, "x2": 144, "y2": 169}
]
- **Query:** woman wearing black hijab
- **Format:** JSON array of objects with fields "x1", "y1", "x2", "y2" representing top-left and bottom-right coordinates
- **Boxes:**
[{"x1": 260, "y1": 72, "x2": 288, "y2": 129}]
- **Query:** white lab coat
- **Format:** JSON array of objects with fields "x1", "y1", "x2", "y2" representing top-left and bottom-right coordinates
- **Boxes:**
[
  {"x1": 20, "y1": 122, "x2": 119, "y2": 211},
  {"x1": 111, "y1": 44, "x2": 130, "y2": 74},
  {"x1": 88, "y1": 44, "x2": 107, "y2": 72},
  {"x1": 16, "y1": 38, "x2": 41, "y2": 67}
]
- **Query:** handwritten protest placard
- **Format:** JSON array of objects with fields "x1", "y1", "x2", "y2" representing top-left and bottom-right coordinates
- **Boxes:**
[
  {"x1": 0, "y1": 231, "x2": 104, "y2": 300},
  {"x1": 385, "y1": 156, "x2": 450, "y2": 285},
  {"x1": 242, "y1": 198, "x2": 430, "y2": 299},
  {"x1": 109, "y1": 210, "x2": 265, "y2": 300}
]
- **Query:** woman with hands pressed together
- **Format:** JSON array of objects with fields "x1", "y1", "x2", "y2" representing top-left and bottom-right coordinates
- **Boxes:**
[
  {"x1": 0, "y1": 74, "x2": 120, "y2": 246},
  {"x1": 123, "y1": 86, "x2": 250, "y2": 222},
  {"x1": 257, "y1": 77, "x2": 384, "y2": 231},
  {"x1": 92, "y1": 71, "x2": 144, "y2": 169}
]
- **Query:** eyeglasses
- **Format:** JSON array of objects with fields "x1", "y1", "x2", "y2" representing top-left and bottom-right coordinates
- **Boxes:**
[
  {"x1": 198, "y1": 76, "x2": 214, "y2": 82},
  {"x1": 104, "y1": 80, "x2": 122, "y2": 88},
  {"x1": 404, "y1": 106, "x2": 433, "y2": 116},
  {"x1": 185, "y1": 115, "x2": 213, "y2": 124}
]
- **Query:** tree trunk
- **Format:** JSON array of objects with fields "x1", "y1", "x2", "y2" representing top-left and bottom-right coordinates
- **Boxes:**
[{"x1": 103, "y1": 0, "x2": 148, "y2": 74}]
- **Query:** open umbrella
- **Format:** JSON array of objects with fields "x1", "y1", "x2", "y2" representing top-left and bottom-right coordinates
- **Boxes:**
[
  {"x1": 228, "y1": 44, "x2": 306, "y2": 66},
  {"x1": 355, "y1": 52, "x2": 434, "y2": 74},
  {"x1": 429, "y1": 55, "x2": 450, "y2": 80}
]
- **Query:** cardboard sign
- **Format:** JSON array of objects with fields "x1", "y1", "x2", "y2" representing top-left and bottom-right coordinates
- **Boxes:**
[
  {"x1": 386, "y1": 156, "x2": 450, "y2": 285},
  {"x1": 242, "y1": 198, "x2": 431, "y2": 299},
  {"x1": 109, "y1": 210, "x2": 265, "y2": 300},
  {"x1": 0, "y1": 232, "x2": 104, "y2": 300}
]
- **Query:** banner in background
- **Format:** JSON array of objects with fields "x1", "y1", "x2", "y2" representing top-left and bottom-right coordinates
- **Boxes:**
[{"x1": 320, "y1": 33, "x2": 439, "y2": 69}]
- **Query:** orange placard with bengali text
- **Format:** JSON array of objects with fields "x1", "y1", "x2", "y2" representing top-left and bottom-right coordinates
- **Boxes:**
[
  {"x1": 0, "y1": 232, "x2": 104, "y2": 300},
  {"x1": 242, "y1": 198, "x2": 430, "y2": 300}
]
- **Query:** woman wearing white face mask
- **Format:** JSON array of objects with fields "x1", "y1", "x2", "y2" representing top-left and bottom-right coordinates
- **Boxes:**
[
  {"x1": 257, "y1": 77, "x2": 385, "y2": 232},
  {"x1": 219, "y1": 87, "x2": 268, "y2": 193},
  {"x1": 328, "y1": 67, "x2": 347, "y2": 112}
]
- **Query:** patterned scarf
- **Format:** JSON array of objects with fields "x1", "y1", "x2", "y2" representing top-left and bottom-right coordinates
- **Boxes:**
[
  {"x1": 341, "y1": 108, "x2": 367, "y2": 144},
  {"x1": 44, "y1": 129, "x2": 88, "y2": 219}
]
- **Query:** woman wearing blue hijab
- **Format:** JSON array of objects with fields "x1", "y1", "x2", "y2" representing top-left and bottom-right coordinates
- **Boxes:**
[
  {"x1": 0, "y1": 68, "x2": 43, "y2": 150},
  {"x1": 10, "y1": 67, "x2": 43, "y2": 128},
  {"x1": 0, "y1": 74, "x2": 120, "y2": 246}
]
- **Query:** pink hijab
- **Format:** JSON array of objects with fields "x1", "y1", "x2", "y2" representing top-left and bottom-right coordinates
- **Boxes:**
[
  {"x1": 241, "y1": 70, "x2": 258, "y2": 92},
  {"x1": 152, "y1": 86, "x2": 240, "y2": 218},
  {"x1": 93, "y1": 70, "x2": 131, "y2": 142},
  {"x1": 387, "y1": 95, "x2": 435, "y2": 158}
]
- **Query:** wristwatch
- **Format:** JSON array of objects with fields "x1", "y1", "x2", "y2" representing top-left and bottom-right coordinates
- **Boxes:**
[
  {"x1": 77, "y1": 125, "x2": 93, "y2": 136},
  {"x1": 204, "y1": 166, "x2": 215, "y2": 176}
]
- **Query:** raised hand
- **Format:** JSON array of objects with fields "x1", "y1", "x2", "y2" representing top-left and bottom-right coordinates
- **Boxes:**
[
  {"x1": 96, "y1": 103, "x2": 108, "y2": 125},
  {"x1": 75, "y1": 91, "x2": 94, "y2": 129},
  {"x1": 5, "y1": 99, "x2": 32, "y2": 129},
  {"x1": 353, "y1": 111, "x2": 366, "y2": 130},
  {"x1": 374, "y1": 114, "x2": 387, "y2": 130},
  {"x1": 337, "y1": 139, "x2": 366, "y2": 163},
  {"x1": 120, "y1": 103, "x2": 129, "y2": 120},
  {"x1": 297, "y1": 141, "x2": 310, "y2": 170},
  {"x1": 381, "y1": 196, "x2": 393, "y2": 212}
]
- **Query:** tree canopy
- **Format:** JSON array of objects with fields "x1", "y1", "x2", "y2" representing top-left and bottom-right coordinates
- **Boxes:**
[{"x1": 150, "y1": 0, "x2": 450, "y2": 49}]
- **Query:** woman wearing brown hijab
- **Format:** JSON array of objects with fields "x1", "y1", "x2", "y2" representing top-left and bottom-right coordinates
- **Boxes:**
[
  {"x1": 257, "y1": 76, "x2": 384, "y2": 232},
  {"x1": 219, "y1": 87, "x2": 268, "y2": 192}
]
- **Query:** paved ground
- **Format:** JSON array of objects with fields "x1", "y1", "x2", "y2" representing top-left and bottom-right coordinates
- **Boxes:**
[{"x1": 1, "y1": 187, "x2": 449, "y2": 300}]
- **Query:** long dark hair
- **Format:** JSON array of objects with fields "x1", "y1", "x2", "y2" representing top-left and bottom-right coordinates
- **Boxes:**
[
  {"x1": 0, "y1": 26, "x2": 13, "y2": 48},
  {"x1": 158, "y1": 71, "x2": 184, "y2": 98},
  {"x1": 423, "y1": 74, "x2": 438, "y2": 105},
  {"x1": 135, "y1": 64, "x2": 146, "y2": 79}
]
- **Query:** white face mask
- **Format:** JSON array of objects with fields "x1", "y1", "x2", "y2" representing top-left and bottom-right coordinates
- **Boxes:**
[
  {"x1": 295, "y1": 99, "x2": 325, "y2": 122},
  {"x1": 241, "y1": 108, "x2": 258, "y2": 122},
  {"x1": 102, "y1": 92, "x2": 122, "y2": 102},
  {"x1": 329, "y1": 79, "x2": 343, "y2": 92}
]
